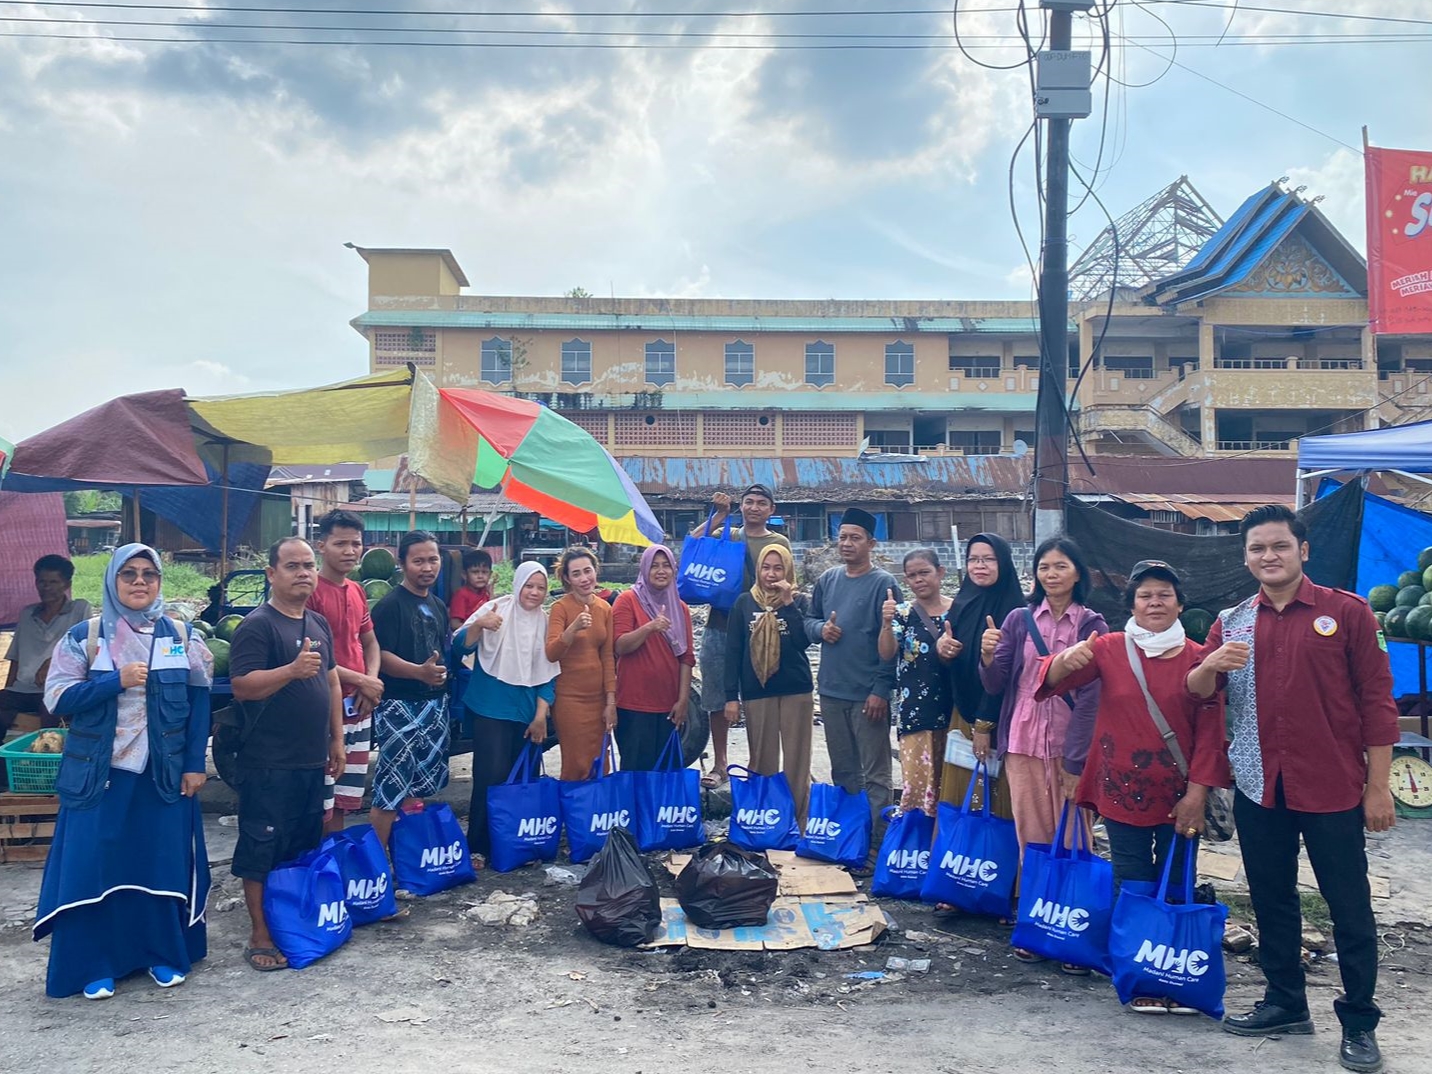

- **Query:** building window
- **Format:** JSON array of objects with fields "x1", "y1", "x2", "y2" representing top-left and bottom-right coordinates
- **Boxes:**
[
  {"x1": 644, "y1": 339, "x2": 675, "y2": 387},
  {"x1": 805, "y1": 341, "x2": 835, "y2": 387},
  {"x1": 948, "y1": 430, "x2": 1002, "y2": 455},
  {"x1": 950, "y1": 355, "x2": 1000, "y2": 379},
  {"x1": 480, "y1": 337, "x2": 512, "y2": 384},
  {"x1": 866, "y1": 428, "x2": 912, "y2": 451},
  {"x1": 561, "y1": 338, "x2": 592, "y2": 385},
  {"x1": 725, "y1": 340, "x2": 754, "y2": 386},
  {"x1": 1104, "y1": 355, "x2": 1155, "y2": 379},
  {"x1": 885, "y1": 341, "x2": 915, "y2": 387},
  {"x1": 373, "y1": 327, "x2": 435, "y2": 367}
]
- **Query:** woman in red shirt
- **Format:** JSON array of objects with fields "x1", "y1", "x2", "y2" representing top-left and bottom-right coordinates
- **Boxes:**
[
  {"x1": 612, "y1": 545, "x2": 694, "y2": 771},
  {"x1": 1040, "y1": 559, "x2": 1231, "y2": 1013}
]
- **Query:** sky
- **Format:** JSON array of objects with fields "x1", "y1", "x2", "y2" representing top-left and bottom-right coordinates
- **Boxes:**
[{"x1": 2, "y1": 0, "x2": 1430, "y2": 443}]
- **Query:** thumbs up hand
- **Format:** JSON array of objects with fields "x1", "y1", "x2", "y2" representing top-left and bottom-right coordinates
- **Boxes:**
[
  {"x1": 418, "y1": 650, "x2": 448, "y2": 687},
  {"x1": 290, "y1": 637, "x2": 322, "y2": 680},
  {"x1": 980, "y1": 615, "x2": 1002, "y2": 664},
  {"x1": 1061, "y1": 637, "x2": 1095, "y2": 673},
  {"x1": 936, "y1": 620, "x2": 963, "y2": 661},
  {"x1": 822, "y1": 609, "x2": 842, "y2": 644},
  {"x1": 881, "y1": 588, "x2": 898, "y2": 627}
]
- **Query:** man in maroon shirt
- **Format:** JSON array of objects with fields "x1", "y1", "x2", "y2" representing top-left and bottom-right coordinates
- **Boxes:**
[{"x1": 1190, "y1": 504, "x2": 1397, "y2": 1073}]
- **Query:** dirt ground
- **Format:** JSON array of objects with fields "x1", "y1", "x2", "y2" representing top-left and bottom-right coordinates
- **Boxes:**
[{"x1": 5, "y1": 727, "x2": 1432, "y2": 1074}]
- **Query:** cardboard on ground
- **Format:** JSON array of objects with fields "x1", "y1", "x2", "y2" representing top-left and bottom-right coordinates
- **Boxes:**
[
  {"x1": 666, "y1": 849, "x2": 858, "y2": 897},
  {"x1": 643, "y1": 897, "x2": 888, "y2": 951}
]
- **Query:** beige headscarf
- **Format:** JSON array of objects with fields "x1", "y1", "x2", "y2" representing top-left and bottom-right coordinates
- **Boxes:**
[
  {"x1": 748, "y1": 544, "x2": 796, "y2": 686},
  {"x1": 474, "y1": 562, "x2": 561, "y2": 687}
]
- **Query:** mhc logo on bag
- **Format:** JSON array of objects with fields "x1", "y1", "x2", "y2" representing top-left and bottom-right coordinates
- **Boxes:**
[
  {"x1": 518, "y1": 815, "x2": 560, "y2": 839},
  {"x1": 590, "y1": 808, "x2": 633, "y2": 833},
  {"x1": 1027, "y1": 897, "x2": 1092, "y2": 935},
  {"x1": 347, "y1": 874, "x2": 388, "y2": 905},
  {"x1": 887, "y1": 847, "x2": 930, "y2": 873},
  {"x1": 419, "y1": 839, "x2": 467, "y2": 873},
  {"x1": 682, "y1": 562, "x2": 729, "y2": 585},
  {"x1": 1133, "y1": 940, "x2": 1212, "y2": 980},
  {"x1": 937, "y1": 851, "x2": 1001, "y2": 886},
  {"x1": 657, "y1": 805, "x2": 698, "y2": 826},
  {"x1": 738, "y1": 807, "x2": 784, "y2": 831},
  {"x1": 317, "y1": 899, "x2": 349, "y2": 929},
  {"x1": 805, "y1": 817, "x2": 842, "y2": 838}
]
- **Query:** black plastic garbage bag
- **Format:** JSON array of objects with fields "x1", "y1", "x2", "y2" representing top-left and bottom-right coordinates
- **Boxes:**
[
  {"x1": 675, "y1": 841, "x2": 779, "y2": 929},
  {"x1": 575, "y1": 827, "x2": 663, "y2": 947}
]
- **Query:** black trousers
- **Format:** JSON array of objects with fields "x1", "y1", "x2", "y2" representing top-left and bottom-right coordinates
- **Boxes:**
[
  {"x1": 1103, "y1": 818, "x2": 1197, "y2": 898},
  {"x1": 1234, "y1": 781, "x2": 1381, "y2": 1031},
  {"x1": 465, "y1": 712, "x2": 530, "y2": 858},
  {"x1": 614, "y1": 708, "x2": 674, "y2": 772}
]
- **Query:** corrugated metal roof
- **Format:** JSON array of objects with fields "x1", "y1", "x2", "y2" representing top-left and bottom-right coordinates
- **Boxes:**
[
  {"x1": 1067, "y1": 456, "x2": 1297, "y2": 496},
  {"x1": 619, "y1": 455, "x2": 1031, "y2": 502},
  {"x1": 351, "y1": 491, "x2": 527, "y2": 515},
  {"x1": 1104, "y1": 492, "x2": 1291, "y2": 522},
  {"x1": 354, "y1": 311, "x2": 1075, "y2": 335}
]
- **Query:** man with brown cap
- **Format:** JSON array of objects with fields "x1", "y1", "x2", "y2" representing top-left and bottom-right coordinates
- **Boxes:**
[{"x1": 803, "y1": 508, "x2": 898, "y2": 859}]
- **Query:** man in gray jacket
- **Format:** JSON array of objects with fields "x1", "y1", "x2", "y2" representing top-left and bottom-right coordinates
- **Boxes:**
[{"x1": 805, "y1": 508, "x2": 898, "y2": 856}]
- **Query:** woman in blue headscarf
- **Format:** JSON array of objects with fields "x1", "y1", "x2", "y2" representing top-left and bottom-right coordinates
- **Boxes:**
[{"x1": 33, "y1": 544, "x2": 213, "y2": 1000}]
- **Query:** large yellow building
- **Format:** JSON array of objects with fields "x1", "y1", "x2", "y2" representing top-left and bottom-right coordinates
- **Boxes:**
[{"x1": 351, "y1": 183, "x2": 1432, "y2": 475}]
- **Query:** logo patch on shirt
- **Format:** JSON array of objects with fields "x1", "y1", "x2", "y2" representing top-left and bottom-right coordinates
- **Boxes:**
[{"x1": 1313, "y1": 615, "x2": 1338, "y2": 637}]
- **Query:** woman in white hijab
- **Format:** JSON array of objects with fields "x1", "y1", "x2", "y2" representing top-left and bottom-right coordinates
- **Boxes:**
[{"x1": 455, "y1": 562, "x2": 560, "y2": 863}]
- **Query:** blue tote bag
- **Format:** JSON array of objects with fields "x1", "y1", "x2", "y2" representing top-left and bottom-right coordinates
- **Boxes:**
[
  {"x1": 920, "y1": 763, "x2": 1020, "y2": 916},
  {"x1": 727, "y1": 764, "x2": 800, "y2": 852},
  {"x1": 1012, "y1": 802, "x2": 1115, "y2": 973},
  {"x1": 676, "y1": 510, "x2": 746, "y2": 611},
  {"x1": 871, "y1": 806, "x2": 935, "y2": 899},
  {"x1": 322, "y1": 824, "x2": 397, "y2": 926},
  {"x1": 488, "y1": 743, "x2": 563, "y2": 872},
  {"x1": 1110, "y1": 834, "x2": 1229, "y2": 1018},
  {"x1": 796, "y1": 782, "x2": 871, "y2": 869},
  {"x1": 392, "y1": 802, "x2": 478, "y2": 896},
  {"x1": 559, "y1": 735, "x2": 637, "y2": 864},
  {"x1": 632, "y1": 729, "x2": 704, "y2": 853},
  {"x1": 262, "y1": 846, "x2": 353, "y2": 969}
]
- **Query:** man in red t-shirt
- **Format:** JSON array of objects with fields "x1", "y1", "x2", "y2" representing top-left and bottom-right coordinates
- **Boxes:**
[
  {"x1": 309, "y1": 510, "x2": 384, "y2": 832},
  {"x1": 448, "y1": 547, "x2": 493, "y2": 630},
  {"x1": 1190, "y1": 504, "x2": 1397, "y2": 1073}
]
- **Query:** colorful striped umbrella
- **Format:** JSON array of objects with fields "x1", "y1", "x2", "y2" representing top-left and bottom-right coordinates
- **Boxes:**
[{"x1": 438, "y1": 388, "x2": 663, "y2": 547}]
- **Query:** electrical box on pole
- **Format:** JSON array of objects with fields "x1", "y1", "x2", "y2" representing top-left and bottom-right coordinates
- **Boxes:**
[{"x1": 1035, "y1": 51, "x2": 1092, "y2": 119}]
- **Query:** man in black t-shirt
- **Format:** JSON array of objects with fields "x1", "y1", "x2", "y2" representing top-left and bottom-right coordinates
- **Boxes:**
[
  {"x1": 228, "y1": 537, "x2": 344, "y2": 972},
  {"x1": 368, "y1": 530, "x2": 451, "y2": 855}
]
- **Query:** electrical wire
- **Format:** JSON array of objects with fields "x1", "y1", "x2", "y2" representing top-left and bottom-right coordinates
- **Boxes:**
[{"x1": 1146, "y1": 0, "x2": 1432, "y2": 30}]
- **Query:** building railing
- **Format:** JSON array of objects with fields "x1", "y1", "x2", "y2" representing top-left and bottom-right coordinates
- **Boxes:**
[
  {"x1": 1214, "y1": 439, "x2": 1294, "y2": 451},
  {"x1": 1215, "y1": 358, "x2": 1365, "y2": 371}
]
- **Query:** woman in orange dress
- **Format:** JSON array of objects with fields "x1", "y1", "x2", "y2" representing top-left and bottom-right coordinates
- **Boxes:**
[{"x1": 545, "y1": 547, "x2": 617, "y2": 780}]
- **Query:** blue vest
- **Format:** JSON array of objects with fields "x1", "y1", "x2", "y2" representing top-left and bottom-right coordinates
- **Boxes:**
[{"x1": 54, "y1": 616, "x2": 197, "y2": 810}]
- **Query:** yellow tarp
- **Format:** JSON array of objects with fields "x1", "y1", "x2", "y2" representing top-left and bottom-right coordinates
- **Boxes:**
[{"x1": 186, "y1": 368, "x2": 413, "y2": 466}]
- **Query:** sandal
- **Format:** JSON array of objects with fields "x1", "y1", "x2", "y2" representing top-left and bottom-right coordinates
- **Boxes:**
[
  {"x1": 1059, "y1": 962, "x2": 1092, "y2": 977},
  {"x1": 700, "y1": 771, "x2": 728, "y2": 789},
  {"x1": 1012, "y1": 948, "x2": 1044, "y2": 964},
  {"x1": 1164, "y1": 998, "x2": 1200, "y2": 1015},
  {"x1": 932, "y1": 903, "x2": 961, "y2": 919},
  {"x1": 1130, "y1": 996, "x2": 1169, "y2": 1015},
  {"x1": 244, "y1": 946, "x2": 288, "y2": 972}
]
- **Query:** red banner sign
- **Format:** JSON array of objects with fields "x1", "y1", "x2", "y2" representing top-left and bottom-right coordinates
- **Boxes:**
[{"x1": 1366, "y1": 145, "x2": 1432, "y2": 335}]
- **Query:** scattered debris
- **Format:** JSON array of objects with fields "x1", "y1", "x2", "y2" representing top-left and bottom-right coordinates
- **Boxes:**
[
  {"x1": 1223, "y1": 925, "x2": 1256, "y2": 954},
  {"x1": 374, "y1": 1008, "x2": 430, "y2": 1025},
  {"x1": 213, "y1": 896, "x2": 244, "y2": 913},
  {"x1": 465, "y1": 890, "x2": 540, "y2": 927},
  {"x1": 1301, "y1": 926, "x2": 1328, "y2": 952},
  {"x1": 545, "y1": 866, "x2": 582, "y2": 888},
  {"x1": 885, "y1": 956, "x2": 930, "y2": 974}
]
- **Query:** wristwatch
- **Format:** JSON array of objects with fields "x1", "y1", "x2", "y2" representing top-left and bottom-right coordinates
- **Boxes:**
[{"x1": 972, "y1": 720, "x2": 996, "y2": 733}]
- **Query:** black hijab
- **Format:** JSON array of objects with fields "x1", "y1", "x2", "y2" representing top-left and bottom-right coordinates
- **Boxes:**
[{"x1": 948, "y1": 532, "x2": 1025, "y2": 719}]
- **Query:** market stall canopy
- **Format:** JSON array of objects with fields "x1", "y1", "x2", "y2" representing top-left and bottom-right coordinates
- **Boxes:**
[
  {"x1": 1297, "y1": 420, "x2": 1432, "y2": 473},
  {"x1": 0, "y1": 491, "x2": 67, "y2": 627}
]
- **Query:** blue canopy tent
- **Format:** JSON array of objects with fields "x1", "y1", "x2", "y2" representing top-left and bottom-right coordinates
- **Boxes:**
[{"x1": 1296, "y1": 419, "x2": 1432, "y2": 508}]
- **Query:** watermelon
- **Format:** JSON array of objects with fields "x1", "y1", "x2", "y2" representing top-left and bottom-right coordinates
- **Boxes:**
[
  {"x1": 207, "y1": 638, "x2": 230, "y2": 678},
  {"x1": 1419, "y1": 547, "x2": 1432, "y2": 573},
  {"x1": 1399, "y1": 570, "x2": 1424, "y2": 590},
  {"x1": 360, "y1": 547, "x2": 397, "y2": 581},
  {"x1": 1374, "y1": 610, "x2": 1387, "y2": 627},
  {"x1": 1180, "y1": 608, "x2": 1216, "y2": 644},
  {"x1": 1420, "y1": 593, "x2": 1432, "y2": 608},
  {"x1": 1396, "y1": 585, "x2": 1425, "y2": 608},
  {"x1": 1423, "y1": 565, "x2": 1432, "y2": 593},
  {"x1": 1407, "y1": 605, "x2": 1432, "y2": 642},
  {"x1": 1368, "y1": 585, "x2": 1399, "y2": 613},
  {"x1": 362, "y1": 579, "x2": 392, "y2": 602},
  {"x1": 347, "y1": 566, "x2": 363, "y2": 582},
  {"x1": 390, "y1": 570, "x2": 404, "y2": 587},
  {"x1": 191, "y1": 619, "x2": 212, "y2": 638},
  {"x1": 214, "y1": 614, "x2": 245, "y2": 642},
  {"x1": 1385, "y1": 605, "x2": 1412, "y2": 638}
]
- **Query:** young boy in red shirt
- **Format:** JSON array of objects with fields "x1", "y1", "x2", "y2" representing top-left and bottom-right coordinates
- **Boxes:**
[{"x1": 448, "y1": 548, "x2": 494, "y2": 630}]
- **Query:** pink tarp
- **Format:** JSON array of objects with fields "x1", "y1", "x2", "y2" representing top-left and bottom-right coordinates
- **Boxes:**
[{"x1": 0, "y1": 492, "x2": 68, "y2": 627}]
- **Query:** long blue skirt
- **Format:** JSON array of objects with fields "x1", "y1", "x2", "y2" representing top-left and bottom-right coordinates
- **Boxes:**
[{"x1": 34, "y1": 766, "x2": 210, "y2": 998}]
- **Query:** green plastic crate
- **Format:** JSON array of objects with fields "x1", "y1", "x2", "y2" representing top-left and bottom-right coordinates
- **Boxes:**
[{"x1": 0, "y1": 729, "x2": 66, "y2": 794}]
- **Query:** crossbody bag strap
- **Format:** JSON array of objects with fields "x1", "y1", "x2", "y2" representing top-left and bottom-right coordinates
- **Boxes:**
[
  {"x1": 911, "y1": 601, "x2": 946, "y2": 644},
  {"x1": 1123, "y1": 632, "x2": 1188, "y2": 776},
  {"x1": 86, "y1": 616, "x2": 102, "y2": 665},
  {"x1": 1023, "y1": 606, "x2": 1050, "y2": 658}
]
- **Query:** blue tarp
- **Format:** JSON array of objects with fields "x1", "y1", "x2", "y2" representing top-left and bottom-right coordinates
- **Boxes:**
[
  {"x1": 1299, "y1": 420, "x2": 1432, "y2": 473},
  {"x1": 1318, "y1": 479, "x2": 1432, "y2": 699}
]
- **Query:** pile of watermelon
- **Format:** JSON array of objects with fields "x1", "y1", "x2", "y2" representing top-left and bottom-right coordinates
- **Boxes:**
[{"x1": 1366, "y1": 546, "x2": 1432, "y2": 641}]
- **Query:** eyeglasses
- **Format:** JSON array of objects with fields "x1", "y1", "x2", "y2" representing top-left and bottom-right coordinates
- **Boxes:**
[
  {"x1": 117, "y1": 570, "x2": 161, "y2": 584},
  {"x1": 966, "y1": 556, "x2": 998, "y2": 566}
]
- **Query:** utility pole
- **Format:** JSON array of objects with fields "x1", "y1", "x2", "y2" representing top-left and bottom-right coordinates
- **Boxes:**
[{"x1": 1032, "y1": 1, "x2": 1094, "y2": 543}]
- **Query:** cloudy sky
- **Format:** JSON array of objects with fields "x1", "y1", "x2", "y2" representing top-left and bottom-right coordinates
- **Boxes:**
[{"x1": 1, "y1": 0, "x2": 1429, "y2": 442}]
